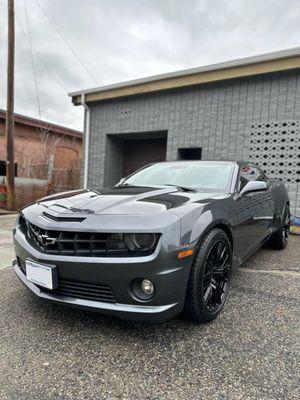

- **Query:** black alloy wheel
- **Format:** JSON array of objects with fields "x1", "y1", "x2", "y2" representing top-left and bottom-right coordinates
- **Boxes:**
[
  {"x1": 185, "y1": 228, "x2": 232, "y2": 323},
  {"x1": 202, "y1": 239, "x2": 231, "y2": 313}
]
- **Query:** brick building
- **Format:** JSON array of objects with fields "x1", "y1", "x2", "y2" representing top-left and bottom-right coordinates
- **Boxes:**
[
  {"x1": 70, "y1": 48, "x2": 300, "y2": 215},
  {"x1": 0, "y1": 110, "x2": 82, "y2": 179}
]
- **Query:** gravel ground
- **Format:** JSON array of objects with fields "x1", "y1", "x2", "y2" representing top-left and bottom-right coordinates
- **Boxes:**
[
  {"x1": 0, "y1": 237, "x2": 299, "y2": 400},
  {"x1": 242, "y1": 235, "x2": 300, "y2": 272}
]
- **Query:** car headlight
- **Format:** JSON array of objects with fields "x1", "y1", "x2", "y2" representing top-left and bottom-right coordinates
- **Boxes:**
[{"x1": 123, "y1": 233, "x2": 159, "y2": 252}]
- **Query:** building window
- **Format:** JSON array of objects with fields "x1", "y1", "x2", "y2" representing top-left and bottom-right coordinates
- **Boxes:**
[
  {"x1": 178, "y1": 147, "x2": 202, "y2": 160},
  {"x1": 249, "y1": 120, "x2": 300, "y2": 184},
  {"x1": 0, "y1": 160, "x2": 18, "y2": 177},
  {"x1": 0, "y1": 161, "x2": 6, "y2": 176}
]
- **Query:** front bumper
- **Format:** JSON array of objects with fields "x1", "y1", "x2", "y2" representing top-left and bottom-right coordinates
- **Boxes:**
[
  {"x1": 14, "y1": 263, "x2": 181, "y2": 321},
  {"x1": 13, "y1": 227, "x2": 192, "y2": 322}
]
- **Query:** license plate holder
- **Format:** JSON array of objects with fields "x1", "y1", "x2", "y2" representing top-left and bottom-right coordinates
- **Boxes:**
[{"x1": 25, "y1": 259, "x2": 58, "y2": 290}]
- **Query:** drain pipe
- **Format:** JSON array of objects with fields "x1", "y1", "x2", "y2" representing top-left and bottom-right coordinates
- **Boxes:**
[{"x1": 81, "y1": 93, "x2": 90, "y2": 190}]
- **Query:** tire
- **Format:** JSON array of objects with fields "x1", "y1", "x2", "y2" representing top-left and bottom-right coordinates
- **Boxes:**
[
  {"x1": 184, "y1": 228, "x2": 232, "y2": 323},
  {"x1": 267, "y1": 205, "x2": 290, "y2": 250}
]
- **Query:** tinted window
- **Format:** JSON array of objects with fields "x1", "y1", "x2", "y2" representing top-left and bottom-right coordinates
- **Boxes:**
[{"x1": 239, "y1": 165, "x2": 267, "y2": 190}]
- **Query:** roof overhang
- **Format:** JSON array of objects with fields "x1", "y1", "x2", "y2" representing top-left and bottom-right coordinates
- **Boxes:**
[
  {"x1": 0, "y1": 109, "x2": 82, "y2": 139},
  {"x1": 69, "y1": 47, "x2": 300, "y2": 106}
]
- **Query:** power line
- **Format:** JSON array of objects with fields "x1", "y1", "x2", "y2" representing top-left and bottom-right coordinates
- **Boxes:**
[
  {"x1": 0, "y1": 1, "x2": 72, "y2": 93},
  {"x1": 15, "y1": 14, "x2": 68, "y2": 93},
  {"x1": 23, "y1": 0, "x2": 41, "y2": 120},
  {"x1": 34, "y1": 0, "x2": 98, "y2": 86}
]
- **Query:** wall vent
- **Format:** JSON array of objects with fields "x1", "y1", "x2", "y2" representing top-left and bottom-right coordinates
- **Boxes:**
[{"x1": 249, "y1": 121, "x2": 300, "y2": 184}]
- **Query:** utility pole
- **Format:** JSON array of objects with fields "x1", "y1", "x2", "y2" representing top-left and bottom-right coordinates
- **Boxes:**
[{"x1": 5, "y1": 0, "x2": 15, "y2": 210}]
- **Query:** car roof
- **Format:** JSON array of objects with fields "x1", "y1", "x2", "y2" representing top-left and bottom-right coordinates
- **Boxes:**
[
  {"x1": 154, "y1": 160, "x2": 250, "y2": 166},
  {"x1": 152, "y1": 160, "x2": 265, "y2": 172}
]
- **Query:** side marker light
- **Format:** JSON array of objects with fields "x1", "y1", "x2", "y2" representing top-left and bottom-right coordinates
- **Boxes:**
[{"x1": 178, "y1": 249, "x2": 194, "y2": 259}]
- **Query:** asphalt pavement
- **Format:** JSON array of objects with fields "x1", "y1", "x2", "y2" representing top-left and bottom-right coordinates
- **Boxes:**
[
  {"x1": 0, "y1": 215, "x2": 299, "y2": 399},
  {"x1": 0, "y1": 214, "x2": 16, "y2": 269}
]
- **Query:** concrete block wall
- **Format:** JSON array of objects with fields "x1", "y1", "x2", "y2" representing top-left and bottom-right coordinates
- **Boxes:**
[{"x1": 86, "y1": 70, "x2": 300, "y2": 215}]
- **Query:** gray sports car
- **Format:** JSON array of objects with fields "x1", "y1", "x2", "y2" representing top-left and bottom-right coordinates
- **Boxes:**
[{"x1": 13, "y1": 160, "x2": 290, "y2": 322}]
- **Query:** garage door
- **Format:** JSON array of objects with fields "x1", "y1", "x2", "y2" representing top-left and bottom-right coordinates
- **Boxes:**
[{"x1": 122, "y1": 138, "x2": 167, "y2": 177}]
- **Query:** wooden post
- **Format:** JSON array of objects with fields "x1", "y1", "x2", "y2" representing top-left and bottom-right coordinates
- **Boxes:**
[{"x1": 5, "y1": 0, "x2": 15, "y2": 210}]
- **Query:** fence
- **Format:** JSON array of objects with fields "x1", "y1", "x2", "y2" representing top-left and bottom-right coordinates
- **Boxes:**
[
  {"x1": 0, "y1": 176, "x2": 48, "y2": 210},
  {"x1": 27, "y1": 161, "x2": 81, "y2": 193},
  {"x1": 52, "y1": 168, "x2": 81, "y2": 192},
  {"x1": 0, "y1": 158, "x2": 81, "y2": 210},
  {"x1": 0, "y1": 184, "x2": 6, "y2": 208}
]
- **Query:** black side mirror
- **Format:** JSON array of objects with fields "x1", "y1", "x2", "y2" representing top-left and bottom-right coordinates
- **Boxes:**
[{"x1": 239, "y1": 181, "x2": 268, "y2": 197}]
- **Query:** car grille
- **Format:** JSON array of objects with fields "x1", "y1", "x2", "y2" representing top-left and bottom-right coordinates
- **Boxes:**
[
  {"x1": 17, "y1": 257, "x2": 116, "y2": 303},
  {"x1": 53, "y1": 278, "x2": 116, "y2": 303},
  {"x1": 19, "y1": 216, "x2": 133, "y2": 257}
]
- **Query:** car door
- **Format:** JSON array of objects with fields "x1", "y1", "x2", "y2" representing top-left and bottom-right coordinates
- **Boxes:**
[{"x1": 233, "y1": 164, "x2": 274, "y2": 258}]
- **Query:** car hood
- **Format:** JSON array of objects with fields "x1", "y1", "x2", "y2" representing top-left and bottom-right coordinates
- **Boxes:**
[{"x1": 37, "y1": 186, "x2": 226, "y2": 216}]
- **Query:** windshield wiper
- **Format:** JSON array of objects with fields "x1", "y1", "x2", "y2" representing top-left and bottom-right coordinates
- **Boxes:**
[
  {"x1": 164, "y1": 184, "x2": 198, "y2": 192},
  {"x1": 115, "y1": 182, "x2": 198, "y2": 192},
  {"x1": 115, "y1": 183, "x2": 144, "y2": 188}
]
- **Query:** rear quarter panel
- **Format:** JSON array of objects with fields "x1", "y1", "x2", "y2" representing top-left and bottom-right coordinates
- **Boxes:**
[{"x1": 268, "y1": 180, "x2": 289, "y2": 226}]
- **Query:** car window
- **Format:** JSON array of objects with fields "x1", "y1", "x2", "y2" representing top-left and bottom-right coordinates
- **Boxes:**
[
  {"x1": 124, "y1": 162, "x2": 234, "y2": 192},
  {"x1": 239, "y1": 165, "x2": 267, "y2": 191}
]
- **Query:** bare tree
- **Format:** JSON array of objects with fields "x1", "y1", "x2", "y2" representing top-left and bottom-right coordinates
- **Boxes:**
[
  {"x1": 36, "y1": 123, "x2": 51, "y2": 163},
  {"x1": 36, "y1": 125, "x2": 66, "y2": 162}
]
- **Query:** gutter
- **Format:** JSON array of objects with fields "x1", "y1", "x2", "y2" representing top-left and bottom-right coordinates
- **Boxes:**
[
  {"x1": 69, "y1": 46, "x2": 300, "y2": 99},
  {"x1": 81, "y1": 94, "x2": 90, "y2": 189}
]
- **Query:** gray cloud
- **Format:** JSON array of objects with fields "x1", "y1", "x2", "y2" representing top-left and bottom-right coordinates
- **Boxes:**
[{"x1": 1, "y1": 0, "x2": 300, "y2": 130}]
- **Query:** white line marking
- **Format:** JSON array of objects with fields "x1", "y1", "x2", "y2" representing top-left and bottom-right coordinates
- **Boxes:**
[{"x1": 240, "y1": 267, "x2": 300, "y2": 278}]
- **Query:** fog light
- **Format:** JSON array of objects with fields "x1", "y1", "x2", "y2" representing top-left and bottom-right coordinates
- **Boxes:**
[
  {"x1": 141, "y1": 279, "x2": 154, "y2": 295},
  {"x1": 132, "y1": 278, "x2": 155, "y2": 301}
]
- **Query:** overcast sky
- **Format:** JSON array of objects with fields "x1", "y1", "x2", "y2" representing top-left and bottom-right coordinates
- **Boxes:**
[{"x1": 1, "y1": 0, "x2": 300, "y2": 131}]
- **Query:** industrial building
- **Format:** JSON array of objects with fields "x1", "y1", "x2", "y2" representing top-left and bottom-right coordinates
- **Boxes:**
[{"x1": 70, "y1": 48, "x2": 300, "y2": 215}]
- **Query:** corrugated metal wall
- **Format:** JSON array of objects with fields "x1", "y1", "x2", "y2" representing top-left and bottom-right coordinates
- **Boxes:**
[{"x1": 87, "y1": 70, "x2": 300, "y2": 215}]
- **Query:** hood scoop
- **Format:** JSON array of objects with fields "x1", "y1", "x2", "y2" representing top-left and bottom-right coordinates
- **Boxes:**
[{"x1": 42, "y1": 211, "x2": 86, "y2": 223}]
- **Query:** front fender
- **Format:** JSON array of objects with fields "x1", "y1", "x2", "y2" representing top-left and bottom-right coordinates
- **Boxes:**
[{"x1": 171, "y1": 203, "x2": 234, "y2": 250}]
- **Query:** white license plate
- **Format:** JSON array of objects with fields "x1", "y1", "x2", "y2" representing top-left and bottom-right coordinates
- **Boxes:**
[{"x1": 26, "y1": 260, "x2": 56, "y2": 290}]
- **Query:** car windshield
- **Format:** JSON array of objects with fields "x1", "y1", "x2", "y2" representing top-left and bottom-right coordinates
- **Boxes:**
[{"x1": 123, "y1": 162, "x2": 234, "y2": 192}]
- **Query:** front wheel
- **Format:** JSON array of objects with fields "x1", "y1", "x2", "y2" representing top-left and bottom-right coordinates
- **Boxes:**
[{"x1": 184, "y1": 229, "x2": 232, "y2": 323}]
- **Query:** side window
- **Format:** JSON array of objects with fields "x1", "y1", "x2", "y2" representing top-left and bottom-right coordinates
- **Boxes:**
[{"x1": 239, "y1": 165, "x2": 267, "y2": 191}]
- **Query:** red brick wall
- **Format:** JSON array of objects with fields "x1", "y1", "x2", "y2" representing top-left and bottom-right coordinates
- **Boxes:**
[{"x1": 0, "y1": 119, "x2": 82, "y2": 177}]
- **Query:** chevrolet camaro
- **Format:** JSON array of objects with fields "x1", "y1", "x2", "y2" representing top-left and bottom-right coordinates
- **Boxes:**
[{"x1": 13, "y1": 160, "x2": 290, "y2": 322}]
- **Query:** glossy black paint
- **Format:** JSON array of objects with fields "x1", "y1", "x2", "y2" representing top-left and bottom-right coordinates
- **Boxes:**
[{"x1": 13, "y1": 161, "x2": 289, "y2": 321}]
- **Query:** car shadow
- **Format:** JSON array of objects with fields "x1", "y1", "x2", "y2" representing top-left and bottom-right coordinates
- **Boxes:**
[{"x1": 22, "y1": 290, "x2": 212, "y2": 345}]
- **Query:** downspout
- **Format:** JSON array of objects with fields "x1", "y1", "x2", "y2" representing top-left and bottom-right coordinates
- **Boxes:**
[{"x1": 81, "y1": 93, "x2": 90, "y2": 190}]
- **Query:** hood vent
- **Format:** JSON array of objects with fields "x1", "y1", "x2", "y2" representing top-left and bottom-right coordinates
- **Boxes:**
[{"x1": 42, "y1": 211, "x2": 86, "y2": 223}]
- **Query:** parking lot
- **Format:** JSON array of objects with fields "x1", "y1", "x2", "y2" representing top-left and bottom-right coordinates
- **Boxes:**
[{"x1": 0, "y1": 215, "x2": 299, "y2": 400}]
